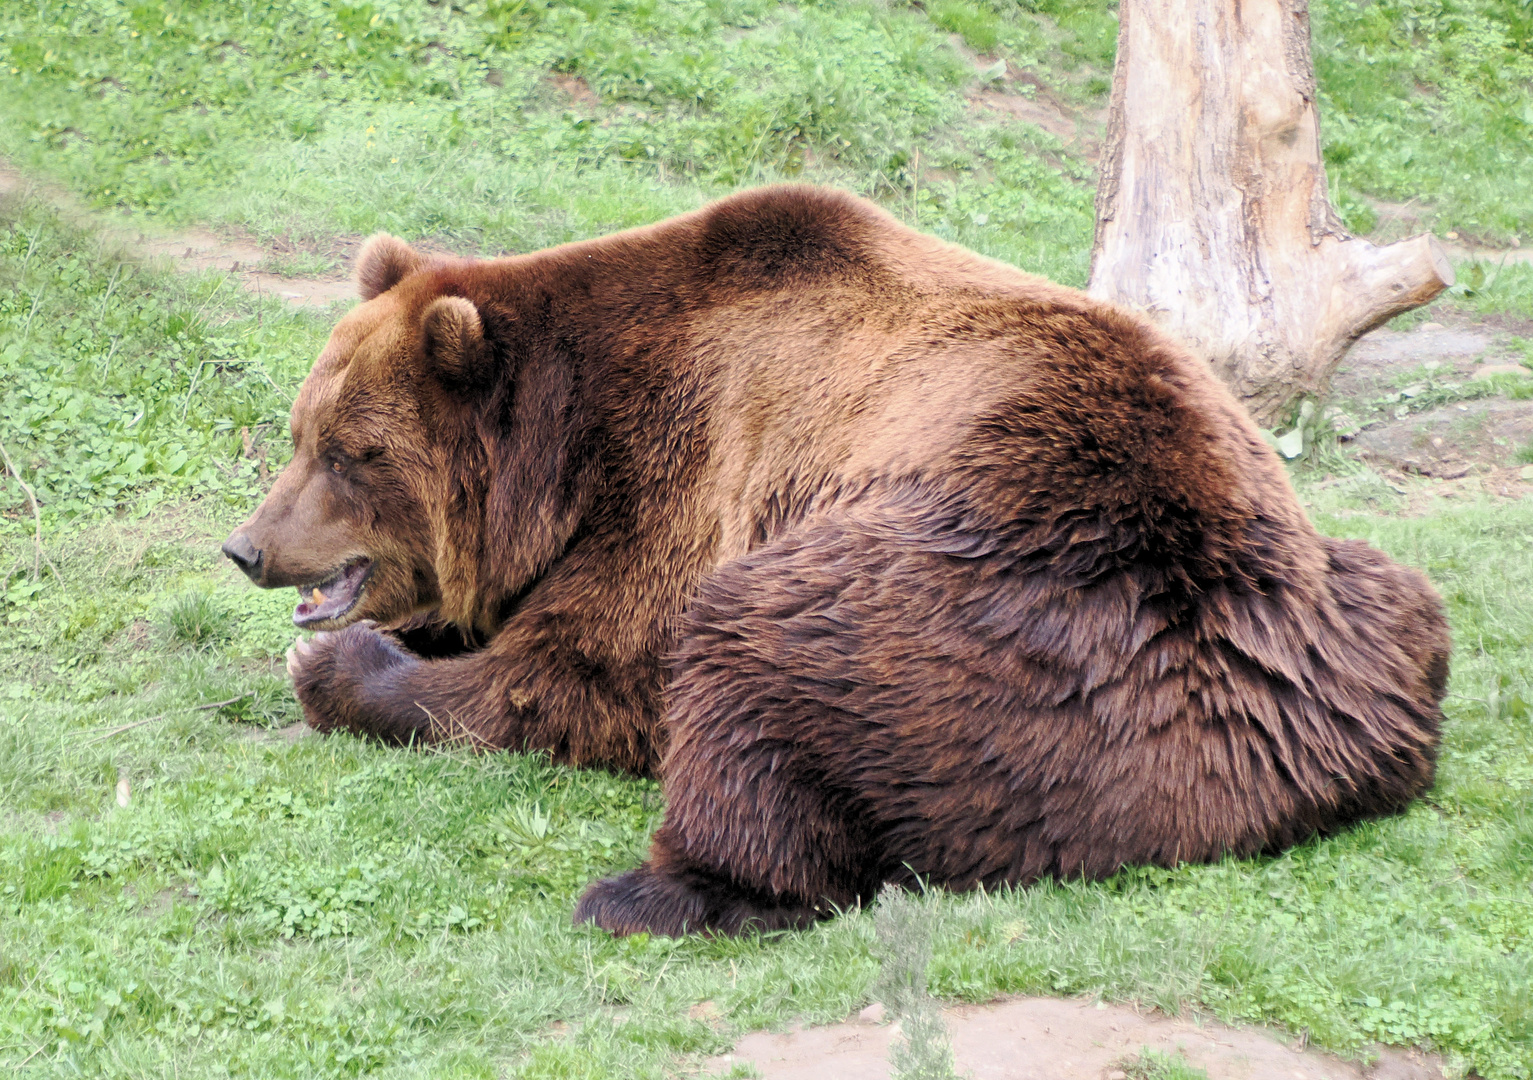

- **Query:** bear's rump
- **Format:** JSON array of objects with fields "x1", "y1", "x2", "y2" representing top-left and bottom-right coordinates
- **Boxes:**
[{"x1": 661, "y1": 488, "x2": 1445, "y2": 894}]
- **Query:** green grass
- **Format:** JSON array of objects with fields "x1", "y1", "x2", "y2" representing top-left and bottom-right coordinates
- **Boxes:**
[
  {"x1": 1119, "y1": 1048, "x2": 1210, "y2": 1080},
  {"x1": 0, "y1": 0, "x2": 1105, "y2": 286},
  {"x1": 3, "y1": 1, "x2": 1533, "y2": 1077},
  {"x1": 0, "y1": 198, "x2": 316, "y2": 521},
  {"x1": 161, "y1": 589, "x2": 235, "y2": 649},
  {"x1": 3, "y1": 205, "x2": 1533, "y2": 1077},
  {"x1": 3, "y1": 486, "x2": 1531, "y2": 1077},
  {"x1": 1314, "y1": 0, "x2": 1533, "y2": 245},
  {"x1": 1, "y1": 0, "x2": 1529, "y2": 303}
]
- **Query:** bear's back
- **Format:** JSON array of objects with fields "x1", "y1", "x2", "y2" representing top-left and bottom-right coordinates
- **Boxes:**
[{"x1": 619, "y1": 187, "x2": 1302, "y2": 567}]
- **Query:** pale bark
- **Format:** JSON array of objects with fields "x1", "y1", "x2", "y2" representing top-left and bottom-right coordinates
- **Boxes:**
[{"x1": 1087, "y1": 0, "x2": 1453, "y2": 424}]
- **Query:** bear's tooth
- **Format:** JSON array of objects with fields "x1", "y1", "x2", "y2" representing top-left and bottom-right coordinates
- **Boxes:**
[{"x1": 312, "y1": 587, "x2": 326, "y2": 605}]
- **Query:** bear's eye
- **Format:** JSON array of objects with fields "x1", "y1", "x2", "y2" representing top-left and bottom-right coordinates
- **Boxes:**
[{"x1": 331, "y1": 460, "x2": 345, "y2": 475}]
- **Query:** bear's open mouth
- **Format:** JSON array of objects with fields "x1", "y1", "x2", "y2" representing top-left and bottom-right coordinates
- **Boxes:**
[{"x1": 293, "y1": 559, "x2": 373, "y2": 628}]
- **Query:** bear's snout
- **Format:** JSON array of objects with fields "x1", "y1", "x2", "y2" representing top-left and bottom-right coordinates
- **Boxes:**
[{"x1": 222, "y1": 532, "x2": 263, "y2": 582}]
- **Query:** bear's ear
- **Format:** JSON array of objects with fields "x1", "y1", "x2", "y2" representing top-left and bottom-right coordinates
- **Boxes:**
[
  {"x1": 356, "y1": 233, "x2": 425, "y2": 300},
  {"x1": 421, "y1": 296, "x2": 488, "y2": 390}
]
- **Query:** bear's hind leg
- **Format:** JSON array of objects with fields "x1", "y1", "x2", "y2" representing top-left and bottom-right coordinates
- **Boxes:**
[
  {"x1": 576, "y1": 523, "x2": 889, "y2": 937},
  {"x1": 574, "y1": 735, "x2": 872, "y2": 936},
  {"x1": 574, "y1": 839, "x2": 829, "y2": 937}
]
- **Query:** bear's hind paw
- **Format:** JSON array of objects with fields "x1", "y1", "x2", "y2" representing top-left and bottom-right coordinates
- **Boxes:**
[{"x1": 574, "y1": 863, "x2": 823, "y2": 938}]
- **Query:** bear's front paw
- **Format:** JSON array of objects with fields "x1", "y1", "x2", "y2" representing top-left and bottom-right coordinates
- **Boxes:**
[{"x1": 287, "y1": 622, "x2": 419, "y2": 739}]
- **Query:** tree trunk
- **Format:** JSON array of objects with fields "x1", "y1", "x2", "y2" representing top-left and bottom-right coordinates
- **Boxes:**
[{"x1": 1087, "y1": 0, "x2": 1454, "y2": 425}]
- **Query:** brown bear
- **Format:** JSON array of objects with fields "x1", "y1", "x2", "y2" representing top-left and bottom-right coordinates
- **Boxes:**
[{"x1": 223, "y1": 185, "x2": 1450, "y2": 938}]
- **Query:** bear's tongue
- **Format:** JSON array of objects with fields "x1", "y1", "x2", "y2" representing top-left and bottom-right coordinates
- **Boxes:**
[{"x1": 293, "y1": 559, "x2": 372, "y2": 627}]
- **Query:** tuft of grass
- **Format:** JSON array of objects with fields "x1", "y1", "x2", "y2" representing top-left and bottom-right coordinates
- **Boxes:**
[
  {"x1": 1118, "y1": 1048, "x2": 1211, "y2": 1080},
  {"x1": 162, "y1": 589, "x2": 233, "y2": 648},
  {"x1": 929, "y1": 1, "x2": 1005, "y2": 53}
]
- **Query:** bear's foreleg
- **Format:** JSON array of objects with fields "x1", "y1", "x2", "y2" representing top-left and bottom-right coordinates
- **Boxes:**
[{"x1": 287, "y1": 621, "x2": 665, "y2": 774}]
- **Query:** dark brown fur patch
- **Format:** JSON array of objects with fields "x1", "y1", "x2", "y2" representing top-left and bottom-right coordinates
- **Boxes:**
[{"x1": 226, "y1": 186, "x2": 1450, "y2": 938}]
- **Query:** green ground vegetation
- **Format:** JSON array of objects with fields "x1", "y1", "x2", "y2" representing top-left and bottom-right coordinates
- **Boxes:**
[
  {"x1": 2, "y1": 1, "x2": 1533, "y2": 1077},
  {"x1": 1118, "y1": 1048, "x2": 1212, "y2": 1080},
  {"x1": 1, "y1": 0, "x2": 1532, "y2": 293}
]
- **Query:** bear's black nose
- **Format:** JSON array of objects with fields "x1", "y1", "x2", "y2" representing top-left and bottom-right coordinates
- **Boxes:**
[{"x1": 221, "y1": 533, "x2": 263, "y2": 581}]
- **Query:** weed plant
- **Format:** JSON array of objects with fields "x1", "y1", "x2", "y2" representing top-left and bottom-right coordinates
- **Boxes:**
[
  {"x1": 872, "y1": 885, "x2": 960, "y2": 1080},
  {"x1": 162, "y1": 589, "x2": 233, "y2": 648}
]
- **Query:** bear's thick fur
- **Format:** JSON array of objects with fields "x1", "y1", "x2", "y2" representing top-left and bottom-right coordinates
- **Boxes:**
[{"x1": 224, "y1": 186, "x2": 1449, "y2": 937}]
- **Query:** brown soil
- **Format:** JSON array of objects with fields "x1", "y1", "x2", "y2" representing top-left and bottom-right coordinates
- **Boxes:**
[
  {"x1": 0, "y1": 159, "x2": 356, "y2": 307},
  {"x1": 550, "y1": 72, "x2": 601, "y2": 108},
  {"x1": 1327, "y1": 323, "x2": 1533, "y2": 492},
  {"x1": 711, "y1": 996, "x2": 1446, "y2": 1080},
  {"x1": 959, "y1": 56, "x2": 1107, "y2": 162},
  {"x1": 947, "y1": 35, "x2": 1107, "y2": 161},
  {"x1": 966, "y1": 87, "x2": 1106, "y2": 161}
]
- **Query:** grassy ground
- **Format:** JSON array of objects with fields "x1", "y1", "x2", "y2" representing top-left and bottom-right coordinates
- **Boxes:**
[{"x1": 3, "y1": 1, "x2": 1533, "y2": 1077}]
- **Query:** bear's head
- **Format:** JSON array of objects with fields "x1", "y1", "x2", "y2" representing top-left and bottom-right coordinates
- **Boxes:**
[{"x1": 222, "y1": 234, "x2": 498, "y2": 633}]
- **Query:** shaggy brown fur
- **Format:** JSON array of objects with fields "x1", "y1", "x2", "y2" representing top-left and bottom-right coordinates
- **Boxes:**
[{"x1": 223, "y1": 185, "x2": 1449, "y2": 937}]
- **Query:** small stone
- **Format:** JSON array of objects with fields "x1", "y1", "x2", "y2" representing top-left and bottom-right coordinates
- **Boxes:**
[
  {"x1": 1419, "y1": 321, "x2": 1445, "y2": 331},
  {"x1": 857, "y1": 1002, "x2": 886, "y2": 1024},
  {"x1": 1430, "y1": 436, "x2": 1444, "y2": 448},
  {"x1": 1471, "y1": 363, "x2": 1533, "y2": 380},
  {"x1": 1520, "y1": 465, "x2": 1533, "y2": 481}
]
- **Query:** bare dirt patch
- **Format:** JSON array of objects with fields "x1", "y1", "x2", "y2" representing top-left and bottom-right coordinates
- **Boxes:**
[
  {"x1": 550, "y1": 72, "x2": 601, "y2": 108},
  {"x1": 949, "y1": 39, "x2": 1106, "y2": 161},
  {"x1": 1328, "y1": 323, "x2": 1533, "y2": 488},
  {"x1": 963, "y1": 69, "x2": 1107, "y2": 162},
  {"x1": 1334, "y1": 326, "x2": 1495, "y2": 398},
  {"x1": 1, "y1": 159, "x2": 357, "y2": 307},
  {"x1": 1352, "y1": 398, "x2": 1533, "y2": 480},
  {"x1": 711, "y1": 996, "x2": 1445, "y2": 1080}
]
